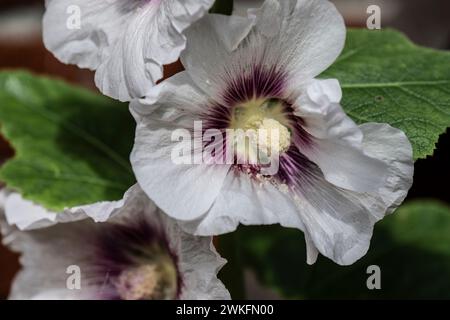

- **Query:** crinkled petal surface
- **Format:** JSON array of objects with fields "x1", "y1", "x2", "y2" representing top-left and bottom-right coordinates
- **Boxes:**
[
  {"x1": 43, "y1": 0, "x2": 214, "y2": 101},
  {"x1": 294, "y1": 79, "x2": 391, "y2": 193},
  {"x1": 294, "y1": 122, "x2": 413, "y2": 265},
  {"x1": 2, "y1": 190, "x2": 126, "y2": 231}
]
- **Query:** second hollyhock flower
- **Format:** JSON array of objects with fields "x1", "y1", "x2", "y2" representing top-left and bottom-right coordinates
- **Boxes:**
[{"x1": 0, "y1": 186, "x2": 229, "y2": 300}]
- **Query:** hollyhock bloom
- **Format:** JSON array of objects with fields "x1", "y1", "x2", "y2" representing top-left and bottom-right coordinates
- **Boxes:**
[
  {"x1": 130, "y1": 0, "x2": 414, "y2": 266},
  {"x1": 0, "y1": 185, "x2": 229, "y2": 300},
  {"x1": 43, "y1": 0, "x2": 216, "y2": 101}
]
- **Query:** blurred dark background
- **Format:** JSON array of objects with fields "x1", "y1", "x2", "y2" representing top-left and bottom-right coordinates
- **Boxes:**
[{"x1": 0, "y1": 0, "x2": 449, "y2": 299}]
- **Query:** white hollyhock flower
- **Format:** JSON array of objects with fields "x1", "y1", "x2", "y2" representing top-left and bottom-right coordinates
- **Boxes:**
[
  {"x1": 130, "y1": 0, "x2": 414, "y2": 265},
  {"x1": 0, "y1": 185, "x2": 230, "y2": 300},
  {"x1": 43, "y1": 0, "x2": 216, "y2": 101}
]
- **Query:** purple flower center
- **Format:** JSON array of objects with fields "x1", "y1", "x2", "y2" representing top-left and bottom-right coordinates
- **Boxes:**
[
  {"x1": 202, "y1": 64, "x2": 316, "y2": 187},
  {"x1": 89, "y1": 215, "x2": 181, "y2": 300}
]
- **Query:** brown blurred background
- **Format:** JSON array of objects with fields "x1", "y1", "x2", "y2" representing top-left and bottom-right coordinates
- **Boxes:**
[{"x1": 0, "y1": 0, "x2": 449, "y2": 299}]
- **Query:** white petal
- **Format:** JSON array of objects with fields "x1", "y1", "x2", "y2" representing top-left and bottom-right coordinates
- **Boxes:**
[
  {"x1": 284, "y1": 175, "x2": 380, "y2": 266},
  {"x1": 130, "y1": 71, "x2": 208, "y2": 120},
  {"x1": 43, "y1": 0, "x2": 128, "y2": 70},
  {"x1": 294, "y1": 79, "x2": 355, "y2": 142},
  {"x1": 131, "y1": 122, "x2": 230, "y2": 222},
  {"x1": 304, "y1": 231, "x2": 319, "y2": 265},
  {"x1": 182, "y1": 170, "x2": 303, "y2": 236},
  {"x1": 44, "y1": 0, "x2": 214, "y2": 101},
  {"x1": 2, "y1": 192, "x2": 98, "y2": 230},
  {"x1": 359, "y1": 123, "x2": 414, "y2": 214},
  {"x1": 180, "y1": 14, "x2": 256, "y2": 96},
  {"x1": 181, "y1": 0, "x2": 345, "y2": 97},
  {"x1": 283, "y1": 123, "x2": 413, "y2": 265},
  {"x1": 273, "y1": 0, "x2": 346, "y2": 84},
  {"x1": 1, "y1": 215, "x2": 99, "y2": 300},
  {"x1": 2, "y1": 190, "x2": 126, "y2": 231},
  {"x1": 294, "y1": 79, "x2": 391, "y2": 193},
  {"x1": 247, "y1": 0, "x2": 282, "y2": 38},
  {"x1": 4, "y1": 192, "x2": 58, "y2": 230},
  {"x1": 176, "y1": 236, "x2": 230, "y2": 300},
  {"x1": 130, "y1": 73, "x2": 231, "y2": 221}
]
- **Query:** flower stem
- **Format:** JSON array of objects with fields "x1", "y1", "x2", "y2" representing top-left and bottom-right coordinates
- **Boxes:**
[{"x1": 210, "y1": 0, "x2": 234, "y2": 15}]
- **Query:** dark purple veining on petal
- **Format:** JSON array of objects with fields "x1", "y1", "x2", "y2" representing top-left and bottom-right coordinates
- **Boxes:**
[
  {"x1": 283, "y1": 103, "x2": 313, "y2": 149},
  {"x1": 223, "y1": 65, "x2": 287, "y2": 107},
  {"x1": 278, "y1": 146, "x2": 319, "y2": 187},
  {"x1": 88, "y1": 214, "x2": 182, "y2": 300},
  {"x1": 200, "y1": 64, "x2": 315, "y2": 185},
  {"x1": 202, "y1": 65, "x2": 289, "y2": 131}
]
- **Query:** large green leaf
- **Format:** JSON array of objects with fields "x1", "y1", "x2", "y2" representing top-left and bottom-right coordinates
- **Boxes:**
[
  {"x1": 238, "y1": 200, "x2": 450, "y2": 299},
  {"x1": 322, "y1": 29, "x2": 450, "y2": 160},
  {"x1": 0, "y1": 71, "x2": 135, "y2": 211}
]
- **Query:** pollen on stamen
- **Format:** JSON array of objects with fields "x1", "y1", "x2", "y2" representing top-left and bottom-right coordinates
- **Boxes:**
[
  {"x1": 258, "y1": 118, "x2": 291, "y2": 155},
  {"x1": 229, "y1": 98, "x2": 293, "y2": 172}
]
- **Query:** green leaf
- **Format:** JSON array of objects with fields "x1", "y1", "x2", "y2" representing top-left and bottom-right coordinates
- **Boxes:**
[
  {"x1": 322, "y1": 29, "x2": 450, "y2": 160},
  {"x1": 0, "y1": 71, "x2": 135, "y2": 211},
  {"x1": 239, "y1": 200, "x2": 450, "y2": 299},
  {"x1": 210, "y1": 0, "x2": 234, "y2": 15}
]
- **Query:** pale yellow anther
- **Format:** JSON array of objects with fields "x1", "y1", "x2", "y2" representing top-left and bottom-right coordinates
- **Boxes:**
[
  {"x1": 258, "y1": 118, "x2": 291, "y2": 154},
  {"x1": 230, "y1": 98, "x2": 292, "y2": 159}
]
